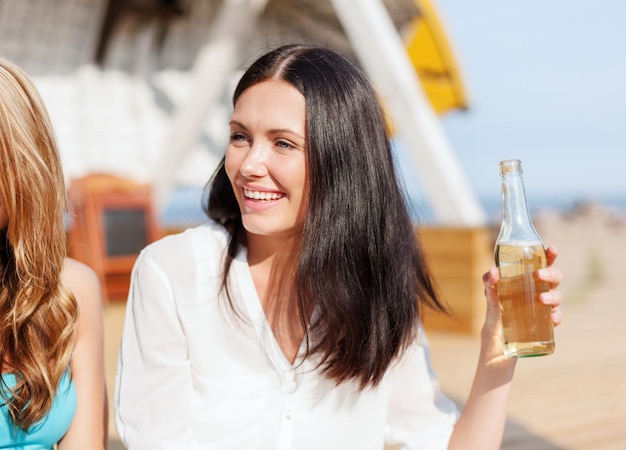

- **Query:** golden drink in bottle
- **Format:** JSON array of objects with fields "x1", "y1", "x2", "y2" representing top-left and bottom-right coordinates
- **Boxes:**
[
  {"x1": 495, "y1": 242, "x2": 554, "y2": 357},
  {"x1": 495, "y1": 159, "x2": 555, "y2": 358}
]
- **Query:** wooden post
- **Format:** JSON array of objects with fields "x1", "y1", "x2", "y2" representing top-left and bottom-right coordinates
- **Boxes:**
[
  {"x1": 330, "y1": 0, "x2": 486, "y2": 226},
  {"x1": 417, "y1": 226, "x2": 495, "y2": 334}
]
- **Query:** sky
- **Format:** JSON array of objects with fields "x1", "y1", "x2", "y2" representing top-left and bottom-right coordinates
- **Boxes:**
[{"x1": 408, "y1": 0, "x2": 626, "y2": 211}]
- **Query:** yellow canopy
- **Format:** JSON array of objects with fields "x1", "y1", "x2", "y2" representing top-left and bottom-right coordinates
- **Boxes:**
[{"x1": 404, "y1": 0, "x2": 468, "y2": 115}]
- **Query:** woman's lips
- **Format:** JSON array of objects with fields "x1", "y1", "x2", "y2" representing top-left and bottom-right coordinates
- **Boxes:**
[{"x1": 243, "y1": 188, "x2": 286, "y2": 201}]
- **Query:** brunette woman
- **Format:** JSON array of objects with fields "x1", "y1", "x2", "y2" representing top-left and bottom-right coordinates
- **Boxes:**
[{"x1": 115, "y1": 45, "x2": 562, "y2": 449}]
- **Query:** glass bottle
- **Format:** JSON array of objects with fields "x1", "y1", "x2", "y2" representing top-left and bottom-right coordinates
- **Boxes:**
[{"x1": 495, "y1": 159, "x2": 555, "y2": 358}]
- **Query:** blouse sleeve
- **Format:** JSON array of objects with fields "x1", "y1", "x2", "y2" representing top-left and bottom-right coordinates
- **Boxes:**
[
  {"x1": 114, "y1": 251, "x2": 200, "y2": 449},
  {"x1": 385, "y1": 325, "x2": 460, "y2": 449}
]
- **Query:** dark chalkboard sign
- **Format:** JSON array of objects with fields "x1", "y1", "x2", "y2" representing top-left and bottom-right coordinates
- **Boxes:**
[{"x1": 103, "y1": 208, "x2": 148, "y2": 256}]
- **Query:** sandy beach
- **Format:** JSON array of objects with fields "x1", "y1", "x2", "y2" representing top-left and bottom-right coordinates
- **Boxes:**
[{"x1": 104, "y1": 201, "x2": 626, "y2": 449}]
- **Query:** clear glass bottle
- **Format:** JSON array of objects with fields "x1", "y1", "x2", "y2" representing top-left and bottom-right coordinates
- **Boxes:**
[{"x1": 495, "y1": 159, "x2": 555, "y2": 358}]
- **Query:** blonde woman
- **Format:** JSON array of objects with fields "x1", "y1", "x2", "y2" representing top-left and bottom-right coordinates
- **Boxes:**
[{"x1": 0, "y1": 58, "x2": 108, "y2": 448}]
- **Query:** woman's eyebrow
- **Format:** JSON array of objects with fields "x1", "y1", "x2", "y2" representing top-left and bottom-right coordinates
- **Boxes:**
[
  {"x1": 228, "y1": 119, "x2": 247, "y2": 129},
  {"x1": 267, "y1": 128, "x2": 305, "y2": 140}
]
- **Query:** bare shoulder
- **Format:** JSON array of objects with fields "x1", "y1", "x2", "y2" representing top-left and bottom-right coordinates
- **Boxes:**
[{"x1": 61, "y1": 258, "x2": 103, "y2": 310}]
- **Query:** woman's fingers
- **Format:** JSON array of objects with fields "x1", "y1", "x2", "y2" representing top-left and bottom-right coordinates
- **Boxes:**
[
  {"x1": 545, "y1": 246, "x2": 559, "y2": 267},
  {"x1": 482, "y1": 267, "x2": 501, "y2": 329},
  {"x1": 482, "y1": 266, "x2": 499, "y2": 299},
  {"x1": 488, "y1": 247, "x2": 564, "y2": 328},
  {"x1": 540, "y1": 287, "x2": 564, "y2": 326},
  {"x1": 537, "y1": 266, "x2": 563, "y2": 290}
]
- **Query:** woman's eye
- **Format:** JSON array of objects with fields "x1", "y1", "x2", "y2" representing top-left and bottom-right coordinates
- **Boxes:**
[
  {"x1": 276, "y1": 140, "x2": 295, "y2": 150},
  {"x1": 230, "y1": 132, "x2": 248, "y2": 144}
]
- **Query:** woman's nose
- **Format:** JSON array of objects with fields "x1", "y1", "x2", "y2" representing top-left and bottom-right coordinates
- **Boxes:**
[{"x1": 239, "y1": 143, "x2": 269, "y2": 178}]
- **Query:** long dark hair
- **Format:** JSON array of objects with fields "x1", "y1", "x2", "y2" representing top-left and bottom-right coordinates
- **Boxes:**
[{"x1": 205, "y1": 44, "x2": 446, "y2": 388}]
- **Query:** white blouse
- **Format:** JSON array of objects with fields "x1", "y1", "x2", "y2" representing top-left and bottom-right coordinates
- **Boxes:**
[{"x1": 114, "y1": 222, "x2": 459, "y2": 449}]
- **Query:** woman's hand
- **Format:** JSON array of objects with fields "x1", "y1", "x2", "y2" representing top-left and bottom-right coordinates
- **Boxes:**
[
  {"x1": 479, "y1": 245, "x2": 563, "y2": 363},
  {"x1": 539, "y1": 246, "x2": 564, "y2": 326},
  {"x1": 482, "y1": 245, "x2": 563, "y2": 330}
]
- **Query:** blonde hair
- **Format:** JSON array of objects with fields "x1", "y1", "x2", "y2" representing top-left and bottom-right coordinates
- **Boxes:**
[{"x1": 0, "y1": 57, "x2": 78, "y2": 430}]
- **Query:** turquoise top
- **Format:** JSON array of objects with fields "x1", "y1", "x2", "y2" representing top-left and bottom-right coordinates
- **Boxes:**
[{"x1": 0, "y1": 370, "x2": 76, "y2": 449}]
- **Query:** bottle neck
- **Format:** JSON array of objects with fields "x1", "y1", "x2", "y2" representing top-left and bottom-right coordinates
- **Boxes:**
[{"x1": 498, "y1": 172, "x2": 540, "y2": 243}]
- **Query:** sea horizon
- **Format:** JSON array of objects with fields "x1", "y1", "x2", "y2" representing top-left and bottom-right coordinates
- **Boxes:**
[
  {"x1": 160, "y1": 186, "x2": 626, "y2": 229},
  {"x1": 411, "y1": 193, "x2": 626, "y2": 226}
]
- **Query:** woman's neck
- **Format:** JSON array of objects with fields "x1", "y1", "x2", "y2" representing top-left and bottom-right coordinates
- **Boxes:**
[
  {"x1": 246, "y1": 232, "x2": 296, "y2": 265},
  {"x1": 245, "y1": 232, "x2": 304, "y2": 364},
  {"x1": 246, "y1": 232, "x2": 299, "y2": 305}
]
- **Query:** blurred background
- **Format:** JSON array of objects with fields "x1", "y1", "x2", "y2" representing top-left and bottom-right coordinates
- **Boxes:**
[
  {"x1": 2, "y1": 0, "x2": 624, "y2": 226},
  {"x1": 0, "y1": 0, "x2": 624, "y2": 448}
]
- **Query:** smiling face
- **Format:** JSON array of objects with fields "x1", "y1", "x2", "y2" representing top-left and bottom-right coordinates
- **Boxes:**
[{"x1": 225, "y1": 80, "x2": 307, "y2": 242}]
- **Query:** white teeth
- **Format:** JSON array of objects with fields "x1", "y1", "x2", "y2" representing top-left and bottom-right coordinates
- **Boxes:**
[{"x1": 243, "y1": 188, "x2": 284, "y2": 201}]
